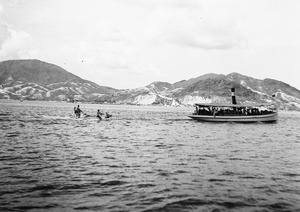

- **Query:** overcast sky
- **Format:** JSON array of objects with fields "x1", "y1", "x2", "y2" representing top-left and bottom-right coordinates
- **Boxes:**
[{"x1": 0, "y1": 0, "x2": 300, "y2": 89}]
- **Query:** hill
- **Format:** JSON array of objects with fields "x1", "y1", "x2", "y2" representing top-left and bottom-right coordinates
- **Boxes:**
[
  {"x1": 101, "y1": 72, "x2": 300, "y2": 110},
  {"x1": 0, "y1": 59, "x2": 117, "y2": 101}
]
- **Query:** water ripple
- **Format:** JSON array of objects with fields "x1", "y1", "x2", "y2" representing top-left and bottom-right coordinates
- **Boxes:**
[{"x1": 0, "y1": 101, "x2": 299, "y2": 211}]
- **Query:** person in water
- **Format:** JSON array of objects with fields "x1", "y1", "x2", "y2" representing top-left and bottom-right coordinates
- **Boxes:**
[
  {"x1": 74, "y1": 107, "x2": 77, "y2": 117},
  {"x1": 76, "y1": 105, "x2": 83, "y2": 118},
  {"x1": 97, "y1": 109, "x2": 103, "y2": 120},
  {"x1": 105, "y1": 112, "x2": 112, "y2": 119}
]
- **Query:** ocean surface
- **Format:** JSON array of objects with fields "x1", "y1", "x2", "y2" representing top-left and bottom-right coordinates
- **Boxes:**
[{"x1": 0, "y1": 100, "x2": 299, "y2": 212}]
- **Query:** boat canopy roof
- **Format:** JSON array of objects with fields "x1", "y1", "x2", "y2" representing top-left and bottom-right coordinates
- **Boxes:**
[{"x1": 194, "y1": 103, "x2": 276, "y2": 108}]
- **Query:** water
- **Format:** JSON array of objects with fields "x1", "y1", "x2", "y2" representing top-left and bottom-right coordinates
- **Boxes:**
[{"x1": 0, "y1": 100, "x2": 299, "y2": 212}]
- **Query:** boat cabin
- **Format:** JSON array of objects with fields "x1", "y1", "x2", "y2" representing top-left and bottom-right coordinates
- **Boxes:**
[{"x1": 193, "y1": 103, "x2": 277, "y2": 117}]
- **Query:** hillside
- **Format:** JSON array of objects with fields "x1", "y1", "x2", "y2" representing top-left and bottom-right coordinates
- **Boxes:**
[
  {"x1": 0, "y1": 60, "x2": 117, "y2": 101},
  {"x1": 172, "y1": 73, "x2": 300, "y2": 110},
  {"x1": 99, "y1": 72, "x2": 300, "y2": 110},
  {"x1": 173, "y1": 73, "x2": 223, "y2": 89}
]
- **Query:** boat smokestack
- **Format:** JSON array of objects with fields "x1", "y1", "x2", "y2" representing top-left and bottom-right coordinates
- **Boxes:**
[{"x1": 231, "y1": 87, "x2": 237, "y2": 104}]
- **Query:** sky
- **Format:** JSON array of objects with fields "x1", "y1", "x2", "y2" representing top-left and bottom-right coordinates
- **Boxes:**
[{"x1": 0, "y1": 0, "x2": 300, "y2": 90}]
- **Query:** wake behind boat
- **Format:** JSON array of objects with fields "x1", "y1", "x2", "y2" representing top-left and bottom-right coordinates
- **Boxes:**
[{"x1": 188, "y1": 88, "x2": 278, "y2": 123}]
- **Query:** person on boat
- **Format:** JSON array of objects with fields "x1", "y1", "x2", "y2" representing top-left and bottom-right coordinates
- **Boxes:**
[
  {"x1": 97, "y1": 109, "x2": 103, "y2": 120},
  {"x1": 194, "y1": 106, "x2": 199, "y2": 115},
  {"x1": 76, "y1": 105, "x2": 83, "y2": 118}
]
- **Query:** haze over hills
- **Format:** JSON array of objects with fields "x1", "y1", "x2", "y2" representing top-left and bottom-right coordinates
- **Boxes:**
[{"x1": 1, "y1": 59, "x2": 300, "y2": 111}]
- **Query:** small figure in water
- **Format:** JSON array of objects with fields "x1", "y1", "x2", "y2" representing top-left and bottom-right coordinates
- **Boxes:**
[
  {"x1": 105, "y1": 112, "x2": 112, "y2": 119},
  {"x1": 74, "y1": 107, "x2": 77, "y2": 117},
  {"x1": 76, "y1": 105, "x2": 83, "y2": 118},
  {"x1": 97, "y1": 109, "x2": 103, "y2": 120}
]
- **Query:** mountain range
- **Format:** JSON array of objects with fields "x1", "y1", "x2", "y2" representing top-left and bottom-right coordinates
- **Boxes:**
[{"x1": 1, "y1": 59, "x2": 300, "y2": 111}]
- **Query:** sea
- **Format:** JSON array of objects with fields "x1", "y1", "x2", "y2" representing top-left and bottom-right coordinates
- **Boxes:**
[{"x1": 0, "y1": 100, "x2": 299, "y2": 212}]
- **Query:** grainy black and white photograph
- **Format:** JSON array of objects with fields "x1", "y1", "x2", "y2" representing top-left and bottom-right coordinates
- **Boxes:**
[{"x1": 0, "y1": 0, "x2": 300, "y2": 211}]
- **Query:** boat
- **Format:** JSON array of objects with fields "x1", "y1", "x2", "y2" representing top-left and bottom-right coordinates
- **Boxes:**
[{"x1": 188, "y1": 88, "x2": 278, "y2": 123}]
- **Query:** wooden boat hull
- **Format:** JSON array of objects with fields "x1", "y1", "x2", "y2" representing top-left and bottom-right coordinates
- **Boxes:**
[{"x1": 188, "y1": 112, "x2": 278, "y2": 123}]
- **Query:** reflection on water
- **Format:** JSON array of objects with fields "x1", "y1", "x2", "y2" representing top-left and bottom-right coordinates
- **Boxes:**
[{"x1": 0, "y1": 100, "x2": 300, "y2": 212}]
